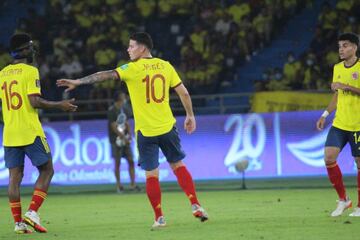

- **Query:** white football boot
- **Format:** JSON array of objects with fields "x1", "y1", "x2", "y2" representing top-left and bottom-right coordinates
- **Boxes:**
[
  {"x1": 331, "y1": 197, "x2": 352, "y2": 217},
  {"x1": 152, "y1": 216, "x2": 166, "y2": 229},
  {"x1": 349, "y1": 207, "x2": 360, "y2": 217}
]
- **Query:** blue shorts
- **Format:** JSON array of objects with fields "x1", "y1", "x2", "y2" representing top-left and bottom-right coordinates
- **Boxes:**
[
  {"x1": 325, "y1": 126, "x2": 360, "y2": 157},
  {"x1": 4, "y1": 136, "x2": 52, "y2": 169},
  {"x1": 137, "y1": 126, "x2": 186, "y2": 171}
]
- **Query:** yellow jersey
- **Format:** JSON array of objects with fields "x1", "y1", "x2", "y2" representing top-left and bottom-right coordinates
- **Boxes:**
[
  {"x1": 115, "y1": 58, "x2": 182, "y2": 136},
  {"x1": 0, "y1": 63, "x2": 45, "y2": 146},
  {"x1": 332, "y1": 60, "x2": 360, "y2": 131}
]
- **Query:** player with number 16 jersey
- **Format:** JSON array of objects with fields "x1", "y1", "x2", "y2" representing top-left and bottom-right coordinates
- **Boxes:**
[
  {"x1": 0, "y1": 63, "x2": 45, "y2": 146},
  {"x1": 1, "y1": 33, "x2": 77, "y2": 234}
]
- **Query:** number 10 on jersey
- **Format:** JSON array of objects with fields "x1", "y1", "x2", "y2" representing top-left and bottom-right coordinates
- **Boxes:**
[{"x1": 142, "y1": 74, "x2": 165, "y2": 103}]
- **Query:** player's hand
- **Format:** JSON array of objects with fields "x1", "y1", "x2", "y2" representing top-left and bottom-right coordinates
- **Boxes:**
[
  {"x1": 184, "y1": 115, "x2": 196, "y2": 134},
  {"x1": 316, "y1": 117, "x2": 326, "y2": 131},
  {"x1": 331, "y1": 82, "x2": 349, "y2": 91},
  {"x1": 56, "y1": 79, "x2": 80, "y2": 92},
  {"x1": 59, "y1": 98, "x2": 78, "y2": 112}
]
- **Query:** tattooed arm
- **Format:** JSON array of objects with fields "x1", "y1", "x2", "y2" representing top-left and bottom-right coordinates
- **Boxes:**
[{"x1": 57, "y1": 70, "x2": 120, "y2": 92}]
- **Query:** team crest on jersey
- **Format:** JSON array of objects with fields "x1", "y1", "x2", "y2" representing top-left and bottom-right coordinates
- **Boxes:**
[
  {"x1": 120, "y1": 64, "x2": 129, "y2": 70},
  {"x1": 352, "y1": 72, "x2": 359, "y2": 80},
  {"x1": 36, "y1": 79, "x2": 41, "y2": 88}
]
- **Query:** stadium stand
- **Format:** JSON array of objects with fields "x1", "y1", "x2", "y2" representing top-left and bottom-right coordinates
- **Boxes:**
[
  {"x1": 2, "y1": 0, "x2": 355, "y2": 119},
  {"x1": 255, "y1": 0, "x2": 360, "y2": 91}
]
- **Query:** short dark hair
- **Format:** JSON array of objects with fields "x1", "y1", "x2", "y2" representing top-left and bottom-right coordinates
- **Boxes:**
[
  {"x1": 338, "y1": 32, "x2": 359, "y2": 47},
  {"x1": 130, "y1": 32, "x2": 153, "y2": 50},
  {"x1": 9, "y1": 33, "x2": 32, "y2": 52}
]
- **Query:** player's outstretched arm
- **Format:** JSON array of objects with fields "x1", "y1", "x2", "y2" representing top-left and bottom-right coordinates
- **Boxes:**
[
  {"x1": 57, "y1": 70, "x2": 119, "y2": 92},
  {"x1": 29, "y1": 96, "x2": 78, "y2": 112},
  {"x1": 174, "y1": 83, "x2": 196, "y2": 134},
  {"x1": 316, "y1": 92, "x2": 337, "y2": 131}
]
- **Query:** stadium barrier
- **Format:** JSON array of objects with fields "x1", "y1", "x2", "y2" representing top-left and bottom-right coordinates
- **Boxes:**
[
  {"x1": 251, "y1": 91, "x2": 332, "y2": 112},
  {"x1": 39, "y1": 93, "x2": 252, "y2": 121},
  {"x1": 0, "y1": 110, "x2": 356, "y2": 186}
]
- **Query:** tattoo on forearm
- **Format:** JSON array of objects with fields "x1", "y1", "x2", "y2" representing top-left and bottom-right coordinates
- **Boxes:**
[{"x1": 79, "y1": 71, "x2": 118, "y2": 85}]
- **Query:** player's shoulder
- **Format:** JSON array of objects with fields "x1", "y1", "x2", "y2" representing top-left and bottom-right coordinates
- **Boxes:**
[
  {"x1": 121, "y1": 62, "x2": 131, "y2": 68},
  {"x1": 333, "y1": 61, "x2": 344, "y2": 70},
  {"x1": 0, "y1": 63, "x2": 37, "y2": 75},
  {"x1": 157, "y1": 58, "x2": 171, "y2": 65},
  {"x1": 334, "y1": 59, "x2": 360, "y2": 69},
  {"x1": 26, "y1": 64, "x2": 39, "y2": 72},
  {"x1": 153, "y1": 58, "x2": 174, "y2": 69},
  {"x1": 20, "y1": 63, "x2": 39, "y2": 76},
  {"x1": 334, "y1": 61, "x2": 344, "y2": 67}
]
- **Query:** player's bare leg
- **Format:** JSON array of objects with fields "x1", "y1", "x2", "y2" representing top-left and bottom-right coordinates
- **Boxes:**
[
  {"x1": 325, "y1": 147, "x2": 351, "y2": 216},
  {"x1": 146, "y1": 168, "x2": 165, "y2": 228},
  {"x1": 170, "y1": 160, "x2": 208, "y2": 222},
  {"x1": 8, "y1": 166, "x2": 24, "y2": 213},
  {"x1": 9, "y1": 166, "x2": 32, "y2": 234},
  {"x1": 34, "y1": 159, "x2": 54, "y2": 191},
  {"x1": 114, "y1": 157, "x2": 124, "y2": 193},
  {"x1": 24, "y1": 160, "x2": 54, "y2": 233},
  {"x1": 350, "y1": 157, "x2": 360, "y2": 216}
]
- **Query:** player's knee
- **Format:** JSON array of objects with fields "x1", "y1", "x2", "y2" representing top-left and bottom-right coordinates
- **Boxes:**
[
  {"x1": 324, "y1": 154, "x2": 337, "y2": 164},
  {"x1": 41, "y1": 165, "x2": 54, "y2": 179},
  {"x1": 170, "y1": 160, "x2": 184, "y2": 170},
  {"x1": 9, "y1": 171, "x2": 23, "y2": 184},
  {"x1": 145, "y1": 168, "x2": 159, "y2": 178}
]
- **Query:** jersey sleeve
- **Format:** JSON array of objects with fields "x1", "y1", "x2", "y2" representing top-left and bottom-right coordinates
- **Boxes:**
[
  {"x1": 115, "y1": 63, "x2": 132, "y2": 82},
  {"x1": 27, "y1": 67, "x2": 41, "y2": 96},
  {"x1": 168, "y1": 63, "x2": 182, "y2": 88}
]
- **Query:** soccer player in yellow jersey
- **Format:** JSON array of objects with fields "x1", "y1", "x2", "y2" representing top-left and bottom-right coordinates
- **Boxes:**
[
  {"x1": 57, "y1": 32, "x2": 208, "y2": 228},
  {"x1": 316, "y1": 32, "x2": 360, "y2": 217},
  {"x1": 1, "y1": 33, "x2": 77, "y2": 234}
]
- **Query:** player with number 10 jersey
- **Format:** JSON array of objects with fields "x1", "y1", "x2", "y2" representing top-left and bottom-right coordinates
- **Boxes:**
[
  {"x1": 115, "y1": 58, "x2": 181, "y2": 137},
  {"x1": 57, "y1": 32, "x2": 208, "y2": 228}
]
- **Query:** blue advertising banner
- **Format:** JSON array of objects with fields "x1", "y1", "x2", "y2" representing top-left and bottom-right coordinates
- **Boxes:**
[{"x1": 0, "y1": 111, "x2": 356, "y2": 186}]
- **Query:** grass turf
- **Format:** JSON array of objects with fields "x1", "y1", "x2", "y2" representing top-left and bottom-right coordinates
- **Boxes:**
[{"x1": 0, "y1": 179, "x2": 359, "y2": 240}]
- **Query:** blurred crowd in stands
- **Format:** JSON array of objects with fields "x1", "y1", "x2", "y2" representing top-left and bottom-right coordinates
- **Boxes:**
[
  {"x1": 257, "y1": 0, "x2": 360, "y2": 91},
  {"x1": 0, "y1": 0, "x2": 315, "y2": 109}
]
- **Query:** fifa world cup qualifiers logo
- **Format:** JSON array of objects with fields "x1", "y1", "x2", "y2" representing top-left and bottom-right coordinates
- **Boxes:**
[{"x1": 224, "y1": 114, "x2": 266, "y2": 173}]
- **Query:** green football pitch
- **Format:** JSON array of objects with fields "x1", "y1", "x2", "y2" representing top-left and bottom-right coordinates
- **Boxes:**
[{"x1": 0, "y1": 177, "x2": 359, "y2": 240}]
